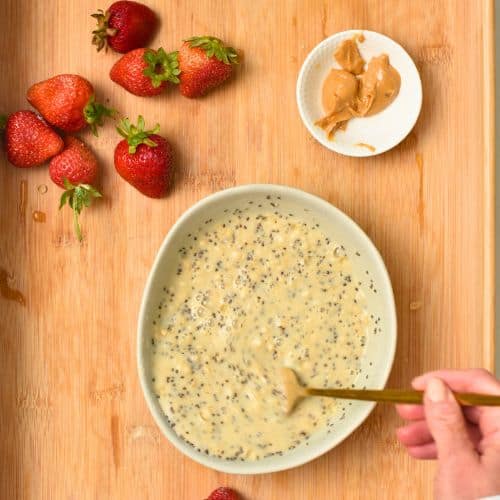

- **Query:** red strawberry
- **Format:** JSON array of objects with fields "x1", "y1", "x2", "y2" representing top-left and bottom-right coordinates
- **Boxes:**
[
  {"x1": 178, "y1": 36, "x2": 238, "y2": 98},
  {"x1": 50, "y1": 137, "x2": 102, "y2": 242},
  {"x1": 205, "y1": 487, "x2": 239, "y2": 500},
  {"x1": 4, "y1": 111, "x2": 63, "y2": 168},
  {"x1": 49, "y1": 136, "x2": 98, "y2": 188},
  {"x1": 110, "y1": 47, "x2": 180, "y2": 97},
  {"x1": 27, "y1": 74, "x2": 114, "y2": 136},
  {"x1": 91, "y1": 0, "x2": 158, "y2": 53},
  {"x1": 114, "y1": 116, "x2": 173, "y2": 198}
]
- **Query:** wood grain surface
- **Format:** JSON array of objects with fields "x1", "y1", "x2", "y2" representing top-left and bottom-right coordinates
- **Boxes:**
[{"x1": 0, "y1": 1, "x2": 495, "y2": 499}]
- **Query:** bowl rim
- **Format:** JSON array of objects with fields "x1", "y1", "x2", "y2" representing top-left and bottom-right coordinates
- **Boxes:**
[
  {"x1": 137, "y1": 183, "x2": 397, "y2": 474},
  {"x1": 296, "y1": 29, "x2": 423, "y2": 157}
]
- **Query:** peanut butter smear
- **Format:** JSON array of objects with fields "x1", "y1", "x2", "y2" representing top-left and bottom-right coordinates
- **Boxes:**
[
  {"x1": 355, "y1": 143, "x2": 376, "y2": 152},
  {"x1": 316, "y1": 37, "x2": 401, "y2": 139}
]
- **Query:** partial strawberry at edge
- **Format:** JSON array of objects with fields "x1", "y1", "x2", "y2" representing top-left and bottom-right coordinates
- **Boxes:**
[
  {"x1": 178, "y1": 36, "x2": 239, "y2": 98},
  {"x1": 92, "y1": 0, "x2": 158, "y2": 53},
  {"x1": 4, "y1": 111, "x2": 64, "y2": 168},
  {"x1": 110, "y1": 48, "x2": 180, "y2": 97},
  {"x1": 27, "y1": 74, "x2": 114, "y2": 136},
  {"x1": 205, "y1": 487, "x2": 240, "y2": 500},
  {"x1": 114, "y1": 116, "x2": 173, "y2": 198}
]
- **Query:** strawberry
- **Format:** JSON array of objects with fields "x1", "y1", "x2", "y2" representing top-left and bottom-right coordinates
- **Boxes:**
[
  {"x1": 178, "y1": 36, "x2": 238, "y2": 98},
  {"x1": 205, "y1": 487, "x2": 239, "y2": 500},
  {"x1": 27, "y1": 74, "x2": 114, "y2": 136},
  {"x1": 114, "y1": 116, "x2": 173, "y2": 198},
  {"x1": 51, "y1": 137, "x2": 102, "y2": 242},
  {"x1": 91, "y1": 0, "x2": 158, "y2": 53},
  {"x1": 49, "y1": 136, "x2": 98, "y2": 188},
  {"x1": 110, "y1": 47, "x2": 180, "y2": 97},
  {"x1": 4, "y1": 111, "x2": 63, "y2": 168}
]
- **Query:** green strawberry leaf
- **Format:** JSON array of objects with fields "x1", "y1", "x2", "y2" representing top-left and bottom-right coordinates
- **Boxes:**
[
  {"x1": 83, "y1": 95, "x2": 117, "y2": 137},
  {"x1": 91, "y1": 9, "x2": 117, "y2": 52},
  {"x1": 185, "y1": 36, "x2": 239, "y2": 65},
  {"x1": 116, "y1": 115, "x2": 160, "y2": 154},
  {"x1": 143, "y1": 48, "x2": 181, "y2": 87},
  {"x1": 59, "y1": 179, "x2": 102, "y2": 242},
  {"x1": 0, "y1": 114, "x2": 7, "y2": 132}
]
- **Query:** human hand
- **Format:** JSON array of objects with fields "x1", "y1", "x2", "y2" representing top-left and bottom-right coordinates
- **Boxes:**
[{"x1": 395, "y1": 369, "x2": 500, "y2": 500}]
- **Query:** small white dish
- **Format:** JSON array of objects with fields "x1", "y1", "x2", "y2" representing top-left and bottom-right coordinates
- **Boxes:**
[
  {"x1": 137, "y1": 184, "x2": 397, "y2": 474},
  {"x1": 296, "y1": 30, "x2": 422, "y2": 157}
]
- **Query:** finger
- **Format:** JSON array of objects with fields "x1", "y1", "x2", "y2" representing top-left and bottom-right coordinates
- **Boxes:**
[
  {"x1": 409, "y1": 381, "x2": 482, "y2": 425},
  {"x1": 467, "y1": 423, "x2": 483, "y2": 449},
  {"x1": 423, "y1": 378, "x2": 478, "y2": 462},
  {"x1": 395, "y1": 404, "x2": 425, "y2": 421},
  {"x1": 396, "y1": 404, "x2": 481, "y2": 426},
  {"x1": 412, "y1": 369, "x2": 500, "y2": 394},
  {"x1": 478, "y1": 429, "x2": 500, "y2": 456},
  {"x1": 397, "y1": 420, "x2": 482, "y2": 449},
  {"x1": 463, "y1": 406, "x2": 482, "y2": 424},
  {"x1": 414, "y1": 371, "x2": 500, "y2": 430},
  {"x1": 397, "y1": 420, "x2": 433, "y2": 447},
  {"x1": 407, "y1": 442, "x2": 437, "y2": 460}
]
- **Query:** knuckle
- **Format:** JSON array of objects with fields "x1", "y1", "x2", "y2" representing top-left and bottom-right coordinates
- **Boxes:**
[{"x1": 430, "y1": 404, "x2": 461, "y2": 426}]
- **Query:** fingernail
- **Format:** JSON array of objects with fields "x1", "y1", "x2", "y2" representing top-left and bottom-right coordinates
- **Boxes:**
[{"x1": 426, "y1": 378, "x2": 450, "y2": 402}]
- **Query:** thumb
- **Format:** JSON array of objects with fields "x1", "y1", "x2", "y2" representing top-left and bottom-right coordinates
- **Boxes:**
[{"x1": 423, "y1": 378, "x2": 477, "y2": 462}]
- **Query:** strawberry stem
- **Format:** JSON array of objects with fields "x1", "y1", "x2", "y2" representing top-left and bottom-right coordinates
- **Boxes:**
[
  {"x1": 143, "y1": 48, "x2": 181, "y2": 87},
  {"x1": 59, "y1": 179, "x2": 102, "y2": 242},
  {"x1": 83, "y1": 95, "x2": 116, "y2": 137},
  {"x1": 73, "y1": 206, "x2": 82, "y2": 242},
  {"x1": 116, "y1": 115, "x2": 160, "y2": 154},
  {"x1": 185, "y1": 36, "x2": 239, "y2": 65},
  {"x1": 91, "y1": 9, "x2": 117, "y2": 52}
]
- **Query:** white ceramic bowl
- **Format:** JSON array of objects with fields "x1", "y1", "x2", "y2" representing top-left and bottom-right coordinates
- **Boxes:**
[
  {"x1": 138, "y1": 184, "x2": 397, "y2": 474},
  {"x1": 296, "y1": 30, "x2": 422, "y2": 157}
]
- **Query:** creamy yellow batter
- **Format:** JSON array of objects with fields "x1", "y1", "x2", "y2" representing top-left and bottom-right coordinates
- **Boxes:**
[{"x1": 151, "y1": 205, "x2": 373, "y2": 461}]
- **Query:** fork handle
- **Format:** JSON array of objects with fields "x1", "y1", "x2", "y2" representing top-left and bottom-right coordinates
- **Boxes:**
[{"x1": 306, "y1": 388, "x2": 500, "y2": 406}]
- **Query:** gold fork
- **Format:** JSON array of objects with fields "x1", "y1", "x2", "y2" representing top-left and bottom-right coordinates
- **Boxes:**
[{"x1": 281, "y1": 367, "x2": 500, "y2": 415}]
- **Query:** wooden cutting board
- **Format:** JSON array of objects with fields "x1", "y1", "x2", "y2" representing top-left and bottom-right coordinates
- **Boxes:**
[{"x1": 0, "y1": 1, "x2": 494, "y2": 498}]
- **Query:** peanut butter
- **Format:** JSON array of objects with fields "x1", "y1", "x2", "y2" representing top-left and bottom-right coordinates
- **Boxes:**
[
  {"x1": 334, "y1": 39, "x2": 364, "y2": 75},
  {"x1": 321, "y1": 70, "x2": 358, "y2": 120},
  {"x1": 316, "y1": 36, "x2": 401, "y2": 140},
  {"x1": 356, "y1": 55, "x2": 401, "y2": 116}
]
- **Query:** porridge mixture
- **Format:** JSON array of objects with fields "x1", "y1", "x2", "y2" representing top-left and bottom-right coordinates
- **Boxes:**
[{"x1": 151, "y1": 203, "x2": 374, "y2": 460}]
